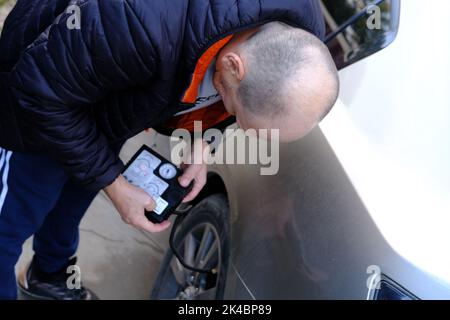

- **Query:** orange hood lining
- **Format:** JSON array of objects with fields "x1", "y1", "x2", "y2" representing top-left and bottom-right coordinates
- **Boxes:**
[{"x1": 181, "y1": 35, "x2": 234, "y2": 104}]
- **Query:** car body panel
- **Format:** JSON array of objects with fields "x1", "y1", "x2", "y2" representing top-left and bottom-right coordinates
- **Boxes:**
[
  {"x1": 152, "y1": 0, "x2": 450, "y2": 300},
  {"x1": 320, "y1": 0, "x2": 450, "y2": 287},
  {"x1": 211, "y1": 128, "x2": 450, "y2": 299},
  {"x1": 212, "y1": 0, "x2": 450, "y2": 299}
]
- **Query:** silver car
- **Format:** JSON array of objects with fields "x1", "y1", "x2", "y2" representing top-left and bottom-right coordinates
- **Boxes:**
[{"x1": 151, "y1": 0, "x2": 450, "y2": 300}]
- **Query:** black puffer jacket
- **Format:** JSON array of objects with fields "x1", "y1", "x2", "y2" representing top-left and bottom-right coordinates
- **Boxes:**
[{"x1": 0, "y1": 0, "x2": 325, "y2": 191}]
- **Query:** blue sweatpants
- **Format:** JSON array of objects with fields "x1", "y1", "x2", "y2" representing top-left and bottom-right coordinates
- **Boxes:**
[{"x1": 0, "y1": 146, "x2": 121, "y2": 299}]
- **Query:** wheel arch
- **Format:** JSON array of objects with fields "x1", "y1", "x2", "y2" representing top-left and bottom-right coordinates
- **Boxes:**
[{"x1": 191, "y1": 171, "x2": 229, "y2": 206}]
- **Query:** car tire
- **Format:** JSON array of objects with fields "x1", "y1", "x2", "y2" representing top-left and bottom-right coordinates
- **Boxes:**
[{"x1": 151, "y1": 194, "x2": 229, "y2": 300}]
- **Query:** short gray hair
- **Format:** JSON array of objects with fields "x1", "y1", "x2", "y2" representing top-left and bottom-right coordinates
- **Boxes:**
[{"x1": 238, "y1": 22, "x2": 339, "y2": 120}]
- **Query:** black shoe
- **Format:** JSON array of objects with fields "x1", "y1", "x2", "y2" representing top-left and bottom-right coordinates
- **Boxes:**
[{"x1": 18, "y1": 257, "x2": 99, "y2": 300}]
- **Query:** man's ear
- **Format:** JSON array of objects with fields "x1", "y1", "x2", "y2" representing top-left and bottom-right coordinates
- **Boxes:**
[{"x1": 222, "y1": 53, "x2": 245, "y2": 81}]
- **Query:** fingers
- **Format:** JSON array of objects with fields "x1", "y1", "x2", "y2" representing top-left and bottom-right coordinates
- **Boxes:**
[
  {"x1": 111, "y1": 176, "x2": 171, "y2": 233},
  {"x1": 182, "y1": 181, "x2": 203, "y2": 203},
  {"x1": 143, "y1": 196, "x2": 156, "y2": 212},
  {"x1": 124, "y1": 192, "x2": 168, "y2": 233},
  {"x1": 180, "y1": 164, "x2": 207, "y2": 203},
  {"x1": 126, "y1": 213, "x2": 171, "y2": 233},
  {"x1": 177, "y1": 139, "x2": 209, "y2": 203},
  {"x1": 135, "y1": 216, "x2": 171, "y2": 233},
  {"x1": 137, "y1": 196, "x2": 170, "y2": 232},
  {"x1": 179, "y1": 163, "x2": 201, "y2": 187}
]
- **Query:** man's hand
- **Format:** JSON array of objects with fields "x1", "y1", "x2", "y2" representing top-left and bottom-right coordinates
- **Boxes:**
[
  {"x1": 178, "y1": 140, "x2": 209, "y2": 203},
  {"x1": 104, "y1": 175, "x2": 171, "y2": 233}
]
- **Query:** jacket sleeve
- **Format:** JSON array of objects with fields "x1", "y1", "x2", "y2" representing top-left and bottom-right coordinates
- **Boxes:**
[{"x1": 8, "y1": 1, "x2": 160, "y2": 191}]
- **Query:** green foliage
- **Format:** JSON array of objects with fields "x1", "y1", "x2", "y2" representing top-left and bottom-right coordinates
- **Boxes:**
[
  {"x1": 0, "y1": 0, "x2": 15, "y2": 33},
  {"x1": 0, "y1": 0, "x2": 9, "y2": 7}
]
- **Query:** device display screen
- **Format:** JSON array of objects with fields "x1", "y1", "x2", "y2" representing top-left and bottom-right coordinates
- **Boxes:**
[
  {"x1": 123, "y1": 150, "x2": 170, "y2": 214},
  {"x1": 122, "y1": 146, "x2": 191, "y2": 222}
]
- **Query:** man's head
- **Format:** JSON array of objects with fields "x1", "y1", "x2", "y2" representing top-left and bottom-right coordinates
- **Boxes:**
[{"x1": 213, "y1": 22, "x2": 339, "y2": 143}]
